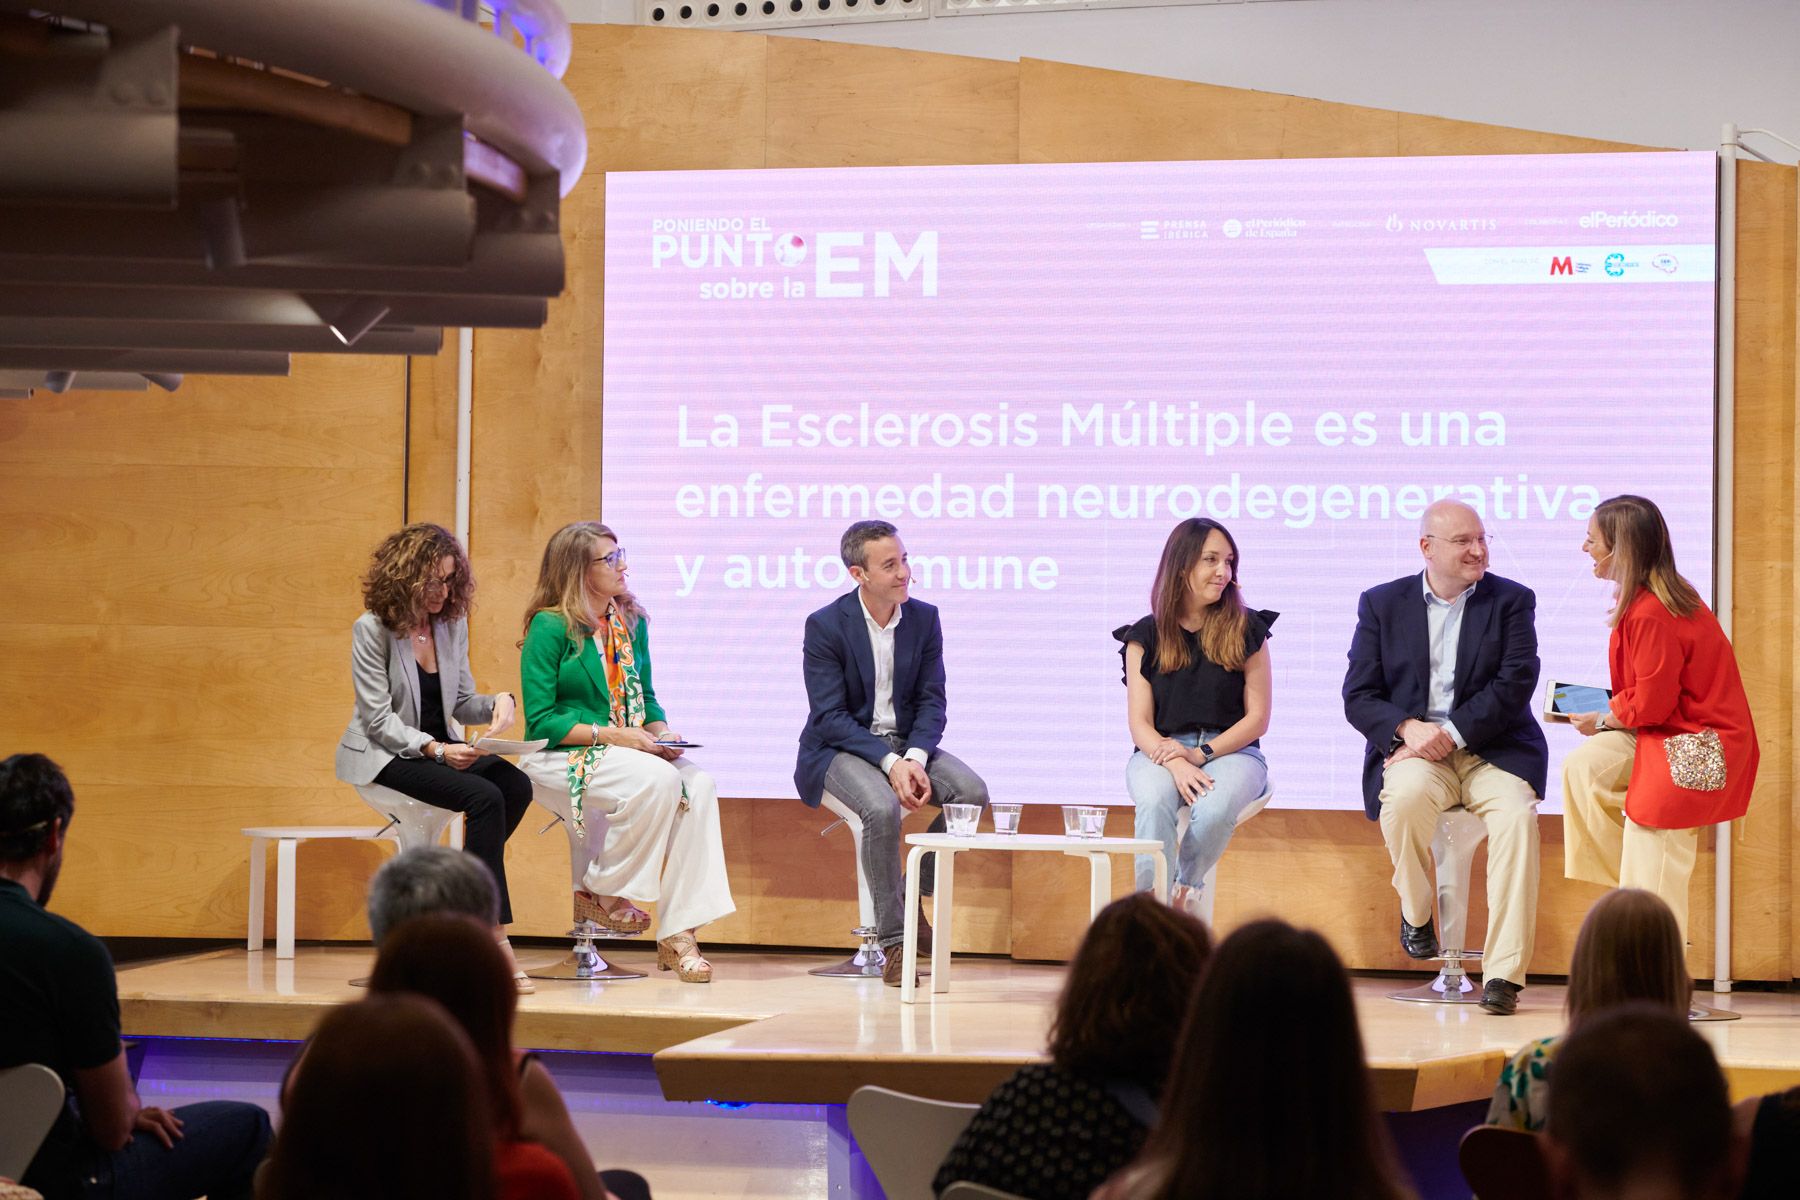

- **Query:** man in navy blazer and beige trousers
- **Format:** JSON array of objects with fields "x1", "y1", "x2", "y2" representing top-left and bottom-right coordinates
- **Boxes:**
[
  {"x1": 796, "y1": 520, "x2": 989, "y2": 987},
  {"x1": 1343, "y1": 500, "x2": 1545, "y2": 1015}
]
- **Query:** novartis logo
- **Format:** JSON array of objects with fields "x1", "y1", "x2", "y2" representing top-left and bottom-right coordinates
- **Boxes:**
[{"x1": 1579, "y1": 209, "x2": 1680, "y2": 229}]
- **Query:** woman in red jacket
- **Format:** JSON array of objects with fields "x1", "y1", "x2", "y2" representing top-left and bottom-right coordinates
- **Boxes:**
[{"x1": 1561, "y1": 495, "x2": 1758, "y2": 941}]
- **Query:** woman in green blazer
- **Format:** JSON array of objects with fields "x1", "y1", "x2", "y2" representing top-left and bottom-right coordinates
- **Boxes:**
[{"x1": 517, "y1": 521, "x2": 734, "y2": 982}]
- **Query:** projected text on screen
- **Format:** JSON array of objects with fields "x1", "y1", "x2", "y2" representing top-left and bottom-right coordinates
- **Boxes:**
[{"x1": 602, "y1": 152, "x2": 1718, "y2": 810}]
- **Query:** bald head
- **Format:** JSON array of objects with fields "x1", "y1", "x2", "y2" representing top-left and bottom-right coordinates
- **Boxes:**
[
  {"x1": 1420, "y1": 499, "x2": 1481, "y2": 539},
  {"x1": 1419, "y1": 500, "x2": 1489, "y2": 598}
]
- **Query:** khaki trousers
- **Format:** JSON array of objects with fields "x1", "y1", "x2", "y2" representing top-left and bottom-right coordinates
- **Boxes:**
[
  {"x1": 1561, "y1": 730, "x2": 1701, "y2": 943},
  {"x1": 1379, "y1": 749, "x2": 1540, "y2": 986}
]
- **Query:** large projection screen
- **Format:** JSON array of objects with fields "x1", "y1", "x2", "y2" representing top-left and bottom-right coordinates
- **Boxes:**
[{"x1": 601, "y1": 151, "x2": 1718, "y2": 810}]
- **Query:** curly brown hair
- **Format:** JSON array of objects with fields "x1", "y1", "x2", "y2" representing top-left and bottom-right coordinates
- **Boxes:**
[{"x1": 361, "y1": 523, "x2": 473, "y2": 633}]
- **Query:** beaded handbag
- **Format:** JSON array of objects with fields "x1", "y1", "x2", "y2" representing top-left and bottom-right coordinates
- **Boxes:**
[{"x1": 1663, "y1": 729, "x2": 1727, "y2": 792}]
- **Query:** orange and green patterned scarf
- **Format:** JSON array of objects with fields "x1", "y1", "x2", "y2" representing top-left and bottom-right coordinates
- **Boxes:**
[{"x1": 563, "y1": 604, "x2": 646, "y2": 833}]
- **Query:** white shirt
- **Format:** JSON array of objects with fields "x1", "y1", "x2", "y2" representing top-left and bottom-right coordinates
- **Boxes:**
[
  {"x1": 1422, "y1": 572, "x2": 1472, "y2": 749},
  {"x1": 860, "y1": 593, "x2": 929, "y2": 774}
]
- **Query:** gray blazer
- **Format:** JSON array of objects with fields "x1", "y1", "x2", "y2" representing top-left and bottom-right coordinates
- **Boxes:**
[{"x1": 334, "y1": 612, "x2": 497, "y2": 786}]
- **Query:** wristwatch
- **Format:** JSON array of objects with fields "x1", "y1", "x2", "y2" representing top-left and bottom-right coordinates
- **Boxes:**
[
  {"x1": 432, "y1": 743, "x2": 447, "y2": 765},
  {"x1": 1198, "y1": 742, "x2": 1216, "y2": 763}
]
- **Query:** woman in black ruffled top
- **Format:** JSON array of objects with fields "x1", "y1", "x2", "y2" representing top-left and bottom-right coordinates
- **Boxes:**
[{"x1": 1113, "y1": 518, "x2": 1275, "y2": 913}]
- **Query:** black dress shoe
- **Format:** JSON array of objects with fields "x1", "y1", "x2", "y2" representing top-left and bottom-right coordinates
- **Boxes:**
[
  {"x1": 1479, "y1": 978, "x2": 1522, "y2": 1015},
  {"x1": 1400, "y1": 916, "x2": 1439, "y2": 960}
]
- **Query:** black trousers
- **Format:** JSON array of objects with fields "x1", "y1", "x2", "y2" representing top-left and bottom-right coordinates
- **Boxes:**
[{"x1": 373, "y1": 754, "x2": 534, "y2": 924}]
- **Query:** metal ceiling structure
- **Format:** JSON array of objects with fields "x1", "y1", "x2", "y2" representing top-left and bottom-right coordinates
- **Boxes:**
[{"x1": 0, "y1": 0, "x2": 586, "y2": 398}]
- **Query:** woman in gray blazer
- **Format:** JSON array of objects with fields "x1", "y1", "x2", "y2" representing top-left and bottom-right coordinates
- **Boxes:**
[{"x1": 335, "y1": 524, "x2": 534, "y2": 964}]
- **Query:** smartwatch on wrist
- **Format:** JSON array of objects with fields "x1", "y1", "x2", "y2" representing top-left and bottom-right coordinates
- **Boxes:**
[{"x1": 1198, "y1": 742, "x2": 1216, "y2": 763}]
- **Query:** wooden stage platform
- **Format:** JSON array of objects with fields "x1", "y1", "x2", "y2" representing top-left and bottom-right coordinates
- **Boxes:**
[{"x1": 117, "y1": 943, "x2": 1800, "y2": 1112}]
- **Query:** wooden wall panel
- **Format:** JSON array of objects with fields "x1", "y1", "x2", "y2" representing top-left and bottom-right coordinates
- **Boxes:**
[
  {"x1": 0, "y1": 354, "x2": 406, "y2": 936},
  {"x1": 766, "y1": 39, "x2": 1018, "y2": 168},
  {"x1": 1731, "y1": 160, "x2": 1797, "y2": 981},
  {"x1": 406, "y1": 342, "x2": 462, "y2": 528},
  {"x1": 1018, "y1": 59, "x2": 1646, "y2": 166}
]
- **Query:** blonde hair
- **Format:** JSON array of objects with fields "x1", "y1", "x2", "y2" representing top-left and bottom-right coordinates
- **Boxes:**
[
  {"x1": 1592, "y1": 495, "x2": 1702, "y2": 628},
  {"x1": 1566, "y1": 889, "x2": 1691, "y2": 1027},
  {"x1": 361, "y1": 524, "x2": 472, "y2": 633},
  {"x1": 519, "y1": 522, "x2": 644, "y2": 644}
]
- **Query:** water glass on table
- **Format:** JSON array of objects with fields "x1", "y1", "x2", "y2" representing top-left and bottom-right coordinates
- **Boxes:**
[
  {"x1": 990, "y1": 802, "x2": 1022, "y2": 836},
  {"x1": 944, "y1": 803, "x2": 982, "y2": 836}
]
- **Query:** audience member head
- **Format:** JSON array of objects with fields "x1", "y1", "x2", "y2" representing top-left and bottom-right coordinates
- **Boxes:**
[
  {"x1": 361, "y1": 522, "x2": 473, "y2": 632},
  {"x1": 522, "y1": 520, "x2": 642, "y2": 638},
  {"x1": 261, "y1": 994, "x2": 495, "y2": 1200},
  {"x1": 1566, "y1": 888, "x2": 1691, "y2": 1027},
  {"x1": 367, "y1": 912, "x2": 522, "y2": 1138},
  {"x1": 1149, "y1": 518, "x2": 1249, "y2": 673},
  {"x1": 367, "y1": 846, "x2": 500, "y2": 945},
  {"x1": 0, "y1": 753, "x2": 75, "y2": 904},
  {"x1": 1125, "y1": 919, "x2": 1412, "y2": 1200},
  {"x1": 1047, "y1": 892, "x2": 1212, "y2": 1098},
  {"x1": 1589, "y1": 494, "x2": 1701, "y2": 626},
  {"x1": 1545, "y1": 1004, "x2": 1739, "y2": 1200}
]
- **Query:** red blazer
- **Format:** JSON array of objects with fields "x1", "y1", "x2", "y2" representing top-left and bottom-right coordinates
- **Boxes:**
[{"x1": 1608, "y1": 590, "x2": 1758, "y2": 829}]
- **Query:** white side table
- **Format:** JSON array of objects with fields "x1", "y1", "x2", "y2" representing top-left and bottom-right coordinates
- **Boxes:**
[
  {"x1": 900, "y1": 832, "x2": 1167, "y2": 1004},
  {"x1": 243, "y1": 825, "x2": 386, "y2": 959}
]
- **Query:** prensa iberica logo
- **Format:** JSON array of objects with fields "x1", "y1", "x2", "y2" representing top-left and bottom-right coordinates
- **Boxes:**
[{"x1": 650, "y1": 217, "x2": 937, "y2": 300}]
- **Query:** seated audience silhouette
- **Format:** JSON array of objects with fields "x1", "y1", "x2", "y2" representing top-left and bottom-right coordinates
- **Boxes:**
[
  {"x1": 1092, "y1": 919, "x2": 1416, "y2": 1200},
  {"x1": 1488, "y1": 888, "x2": 1690, "y2": 1131},
  {"x1": 259, "y1": 994, "x2": 496, "y2": 1200},
  {"x1": 1542, "y1": 1004, "x2": 1742, "y2": 1200},
  {"x1": 0, "y1": 753, "x2": 271, "y2": 1200},
  {"x1": 1733, "y1": 1083, "x2": 1799, "y2": 1200},
  {"x1": 932, "y1": 894, "x2": 1212, "y2": 1199},
  {"x1": 367, "y1": 843, "x2": 503, "y2": 944},
  {"x1": 368, "y1": 913, "x2": 650, "y2": 1200}
]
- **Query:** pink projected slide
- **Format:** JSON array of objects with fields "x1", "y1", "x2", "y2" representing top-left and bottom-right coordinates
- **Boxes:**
[{"x1": 601, "y1": 152, "x2": 1717, "y2": 810}]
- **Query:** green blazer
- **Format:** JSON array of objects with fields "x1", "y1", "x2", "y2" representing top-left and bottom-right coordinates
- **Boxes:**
[{"x1": 521, "y1": 609, "x2": 666, "y2": 747}]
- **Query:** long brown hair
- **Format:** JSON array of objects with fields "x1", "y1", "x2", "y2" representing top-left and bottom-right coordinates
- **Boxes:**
[
  {"x1": 361, "y1": 523, "x2": 474, "y2": 632},
  {"x1": 520, "y1": 521, "x2": 644, "y2": 644},
  {"x1": 1149, "y1": 518, "x2": 1250, "y2": 672},
  {"x1": 1566, "y1": 888, "x2": 1691, "y2": 1027},
  {"x1": 1118, "y1": 920, "x2": 1414, "y2": 1200},
  {"x1": 367, "y1": 913, "x2": 524, "y2": 1139},
  {"x1": 1047, "y1": 893, "x2": 1212, "y2": 1098},
  {"x1": 1592, "y1": 495, "x2": 1702, "y2": 627},
  {"x1": 263, "y1": 994, "x2": 496, "y2": 1200}
]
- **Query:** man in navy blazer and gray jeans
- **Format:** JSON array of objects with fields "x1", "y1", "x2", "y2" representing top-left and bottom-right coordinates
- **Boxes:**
[
  {"x1": 795, "y1": 520, "x2": 989, "y2": 987},
  {"x1": 1343, "y1": 500, "x2": 1546, "y2": 1015}
]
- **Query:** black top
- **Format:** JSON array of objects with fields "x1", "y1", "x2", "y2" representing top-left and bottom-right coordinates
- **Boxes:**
[
  {"x1": 415, "y1": 661, "x2": 452, "y2": 745},
  {"x1": 933, "y1": 1062, "x2": 1152, "y2": 1200},
  {"x1": 1743, "y1": 1087, "x2": 1800, "y2": 1200},
  {"x1": 1114, "y1": 609, "x2": 1278, "y2": 738},
  {"x1": 0, "y1": 876, "x2": 124, "y2": 1200}
]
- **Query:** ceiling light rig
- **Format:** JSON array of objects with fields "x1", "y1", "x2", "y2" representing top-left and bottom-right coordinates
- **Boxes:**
[{"x1": 0, "y1": 0, "x2": 585, "y2": 399}]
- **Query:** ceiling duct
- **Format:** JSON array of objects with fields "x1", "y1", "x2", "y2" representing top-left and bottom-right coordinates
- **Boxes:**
[{"x1": 0, "y1": 0, "x2": 584, "y2": 398}]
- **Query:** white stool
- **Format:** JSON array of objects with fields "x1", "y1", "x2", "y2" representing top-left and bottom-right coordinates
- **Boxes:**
[
  {"x1": 352, "y1": 783, "x2": 465, "y2": 852},
  {"x1": 1389, "y1": 807, "x2": 1488, "y2": 1004},
  {"x1": 810, "y1": 791, "x2": 885, "y2": 979},
  {"x1": 526, "y1": 778, "x2": 644, "y2": 982},
  {"x1": 244, "y1": 825, "x2": 386, "y2": 959},
  {"x1": 1187, "y1": 787, "x2": 1274, "y2": 927}
]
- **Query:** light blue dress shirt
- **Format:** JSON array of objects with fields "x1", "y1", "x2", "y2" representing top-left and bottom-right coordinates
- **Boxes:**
[{"x1": 1422, "y1": 572, "x2": 1474, "y2": 749}]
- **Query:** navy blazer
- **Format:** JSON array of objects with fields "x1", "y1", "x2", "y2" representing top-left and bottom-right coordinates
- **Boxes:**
[
  {"x1": 793, "y1": 590, "x2": 948, "y2": 808},
  {"x1": 1341, "y1": 572, "x2": 1547, "y2": 820}
]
